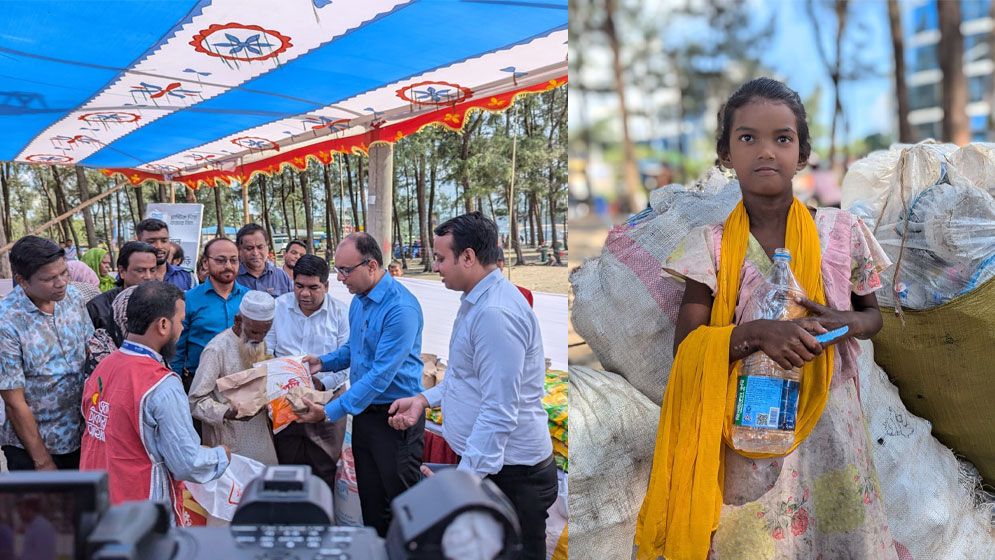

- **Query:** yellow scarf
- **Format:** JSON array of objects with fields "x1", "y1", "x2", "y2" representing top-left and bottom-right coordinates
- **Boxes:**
[{"x1": 634, "y1": 198, "x2": 835, "y2": 560}]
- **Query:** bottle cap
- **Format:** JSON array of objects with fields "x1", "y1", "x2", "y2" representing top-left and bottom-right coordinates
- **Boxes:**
[{"x1": 773, "y1": 248, "x2": 791, "y2": 262}]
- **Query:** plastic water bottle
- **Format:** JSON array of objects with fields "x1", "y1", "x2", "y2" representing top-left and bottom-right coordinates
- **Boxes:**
[{"x1": 731, "y1": 248, "x2": 807, "y2": 455}]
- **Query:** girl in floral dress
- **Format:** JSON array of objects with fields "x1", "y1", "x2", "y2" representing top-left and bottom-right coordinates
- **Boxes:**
[{"x1": 636, "y1": 78, "x2": 907, "y2": 559}]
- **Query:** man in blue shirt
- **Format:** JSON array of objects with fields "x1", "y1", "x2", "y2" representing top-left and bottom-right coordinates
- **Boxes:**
[
  {"x1": 171, "y1": 238, "x2": 248, "y2": 390},
  {"x1": 235, "y1": 223, "x2": 292, "y2": 297},
  {"x1": 136, "y1": 218, "x2": 193, "y2": 291},
  {"x1": 296, "y1": 232, "x2": 424, "y2": 537}
]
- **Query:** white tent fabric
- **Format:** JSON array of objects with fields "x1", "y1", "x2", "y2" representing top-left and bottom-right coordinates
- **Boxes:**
[{"x1": 327, "y1": 276, "x2": 567, "y2": 371}]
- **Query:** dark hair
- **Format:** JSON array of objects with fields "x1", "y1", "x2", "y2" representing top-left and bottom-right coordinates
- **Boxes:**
[
  {"x1": 716, "y1": 77, "x2": 811, "y2": 166},
  {"x1": 10, "y1": 236, "x2": 65, "y2": 280},
  {"x1": 135, "y1": 218, "x2": 169, "y2": 237},
  {"x1": 433, "y1": 211, "x2": 501, "y2": 265},
  {"x1": 236, "y1": 223, "x2": 267, "y2": 247},
  {"x1": 170, "y1": 242, "x2": 185, "y2": 263},
  {"x1": 117, "y1": 241, "x2": 158, "y2": 270},
  {"x1": 285, "y1": 239, "x2": 308, "y2": 253},
  {"x1": 126, "y1": 281, "x2": 184, "y2": 335},
  {"x1": 203, "y1": 237, "x2": 237, "y2": 257},
  {"x1": 293, "y1": 254, "x2": 330, "y2": 284},
  {"x1": 345, "y1": 233, "x2": 384, "y2": 268}
]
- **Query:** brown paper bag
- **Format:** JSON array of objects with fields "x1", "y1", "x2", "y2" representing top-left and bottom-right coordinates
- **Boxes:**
[
  {"x1": 216, "y1": 366, "x2": 268, "y2": 418},
  {"x1": 284, "y1": 385, "x2": 338, "y2": 411}
]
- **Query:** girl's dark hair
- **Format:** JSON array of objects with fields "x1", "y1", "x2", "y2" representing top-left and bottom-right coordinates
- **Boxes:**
[{"x1": 716, "y1": 77, "x2": 811, "y2": 166}]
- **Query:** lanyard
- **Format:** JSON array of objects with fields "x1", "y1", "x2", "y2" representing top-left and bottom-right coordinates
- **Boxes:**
[{"x1": 120, "y1": 340, "x2": 162, "y2": 363}]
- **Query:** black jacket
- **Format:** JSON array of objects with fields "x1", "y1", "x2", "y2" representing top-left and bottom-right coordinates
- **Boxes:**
[{"x1": 86, "y1": 286, "x2": 124, "y2": 346}]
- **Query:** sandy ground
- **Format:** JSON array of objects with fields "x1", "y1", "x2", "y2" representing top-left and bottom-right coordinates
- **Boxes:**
[
  {"x1": 568, "y1": 214, "x2": 613, "y2": 370},
  {"x1": 393, "y1": 245, "x2": 569, "y2": 294}
]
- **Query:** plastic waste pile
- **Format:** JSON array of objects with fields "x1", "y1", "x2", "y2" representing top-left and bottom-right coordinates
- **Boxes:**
[{"x1": 842, "y1": 142, "x2": 995, "y2": 309}]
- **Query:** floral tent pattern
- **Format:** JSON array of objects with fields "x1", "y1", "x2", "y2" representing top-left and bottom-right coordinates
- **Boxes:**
[{"x1": 0, "y1": 0, "x2": 567, "y2": 188}]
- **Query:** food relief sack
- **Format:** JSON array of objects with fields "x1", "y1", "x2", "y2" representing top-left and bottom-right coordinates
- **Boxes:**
[{"x1": 259, "y1": 355, "x2": 313, "y2": 434}]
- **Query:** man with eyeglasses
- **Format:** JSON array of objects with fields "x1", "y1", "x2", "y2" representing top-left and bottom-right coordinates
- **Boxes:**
[
  {"x1": 294, "y1": 233, "x2": 425, "y2": 538},
  {"x1": 136, "y1": 218, "x2": 193, "y2": 291},
  {"x1": 0, "y1": 236, "x2": 93, "y2": 471},
  {"x1": 170, "y1": 238, "x2": 248, "y2": 391},
  {"x1": 235, "y1": 224, "x2": 292, "y2": 297}
]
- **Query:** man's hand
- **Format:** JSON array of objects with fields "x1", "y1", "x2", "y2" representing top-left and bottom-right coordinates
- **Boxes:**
[
  {"x1": 420, "y1": 464, "x2": 434, "y2": 478},
  {"x1": 388, "y1": 394, "x2": 429, "y2": 430},
  {"x1": 33, "y1": 457, "x2": 57, "y2": 471},
  {"x1": 223, "y1": 445, "x2": 231, "y2": 463},
  {"x1": 224, "y1": 407, "x2": 250, "y2": 421},
  {"x1": 302, "y1": 355, "x2": 323, "y2": 375},
  {"x1": 294, "y1": 397, "x2": 327, "y2": 424},
  {"x1": 311, "y1": 375, "x2": 325, "y2": 391}
]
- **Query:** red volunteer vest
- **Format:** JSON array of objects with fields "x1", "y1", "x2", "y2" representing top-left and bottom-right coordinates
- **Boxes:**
[{"x1": 79, "y1": 349, "x2": 185, "y2": 522}]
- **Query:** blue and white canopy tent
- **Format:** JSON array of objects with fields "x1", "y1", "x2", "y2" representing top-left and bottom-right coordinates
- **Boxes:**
[{"x1": 0, "y1": 0, "x2": 567, "y2": 251}]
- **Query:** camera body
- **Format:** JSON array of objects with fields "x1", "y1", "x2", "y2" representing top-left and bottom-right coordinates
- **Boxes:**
[{"x1": 0, "y1": 466, "x2": 520, "y2": 560}]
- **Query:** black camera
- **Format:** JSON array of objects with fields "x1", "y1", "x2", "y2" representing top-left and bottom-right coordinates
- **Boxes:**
[{"x1": 0, "y1": 466, "x2": 521, "y2": 560}]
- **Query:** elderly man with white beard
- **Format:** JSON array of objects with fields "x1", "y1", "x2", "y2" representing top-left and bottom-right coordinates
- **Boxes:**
[{"x1": 188, "y1": 290, "x2": 279, "y2": 465}]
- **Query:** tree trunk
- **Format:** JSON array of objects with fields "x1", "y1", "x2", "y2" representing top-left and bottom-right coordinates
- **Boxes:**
[
  {"x1": 0, "y1": 163, "x2": 11, "y2": 241},
  {"x1": 38, "y1": 173, "x2": 59, "y2": 239},
  {"x1": 51, "y1": 167, "x2": 79, "y2": 247},
  {"x1": 507, "y1": 136, "x2": 524, "y2": 266},
  {"x1": 75, "y1": 166, "x2": 98, "y2": 247},
  {"x1": 323, "y1": 163, "x2": 342, "y2": 250},
  {"x1": 392, "y1": 191, "x2": 406, "y2": 269},
  {"x1": 135, "y1": 183, "x2": 146, "y2": 222},
  {"x1": 345, "y1": 155, "x2": 359, "y2": 230},
  {"x1": 0, "y1": 174, "x2": 9, "y2": 276},
  {"x1": 404, "y1": 165, "x2": 414, "y2": 251},
  {"x1": 115, "y1": 180, "x2": 125, "y2": 245},
  {"x1": 938, "y1": 0, "x2": 970, "y2": 145},
  {"x1": 427, "y1": 151, "x2": 437, "y2": 250},
  {"x1": 459, "y1": 113, "x2": 483, "y2": 213},
  {"x1": 415, "y1": 155, "x2": 430, "y2": 271},
  {"x1": 548, "y1": 171, "x2": 561, "y2": 265},
  {"x1": 357, "y1": 157, "x2": 367, "y2": 232},
  {"x1": 286, "y1": 170, "x2": 300, "y2": 237},
  {"x1": 257, "y1": 176, "x2": 275, "y2": 254},
  {"x1": 185, "y1": 184, "x2": 197, "y2": 203},
  {"x1": 888, "y1": 0, "x2": 914, "y2": 143},
  {"x1": 299, "y1": 169, "x2": 315, "y2": 252},
  {"x1": 101, "y1": 196, "x2": 115, "y2": 263},
  {"x1": 157, "y1": 182, "x2": 167, "y2": 203},
  {"x1": 604, "y1": 0, "x2": 642, "y2": 212},
  {"x1": 526, "y1": 192, "x2": 536, "y2": 247},
  {"x1": 213, "y1": 185, "x2": 225, "y2": 237},
  {"x1": 277, "y1": 173, "x2": 291, "y2": 241},
  {"x1": 806, "y1": 0, "x2": 848, "y2": 170}
]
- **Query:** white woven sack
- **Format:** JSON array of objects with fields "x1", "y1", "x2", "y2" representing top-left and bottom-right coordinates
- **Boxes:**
[
  {"x1": 568, "y1": 366, "x2": 659, "y2": 560},
  {"x1": 569, "y1": 172, "x2": 741, "y2": 405},
  {"x1": 856, "y1": 339, "x2": 995, "y2": 559}
]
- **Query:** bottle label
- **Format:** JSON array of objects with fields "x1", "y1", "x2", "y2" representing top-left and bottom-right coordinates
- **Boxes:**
[{"x1": 733, "y1": 375, "x2": 800, "y2": 430}]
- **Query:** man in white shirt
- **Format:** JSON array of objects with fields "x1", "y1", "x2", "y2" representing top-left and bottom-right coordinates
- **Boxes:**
[
  {"x1": 266, "y1": 254, "x2": 349, "y2": 491},
  {"x1": 388, "y1": 212, "x2": 556, "y2": 560}
]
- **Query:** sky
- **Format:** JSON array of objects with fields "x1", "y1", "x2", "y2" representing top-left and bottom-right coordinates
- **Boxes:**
[{"x1": 762, "y1": 0, "x2": 899, "y2": 147}]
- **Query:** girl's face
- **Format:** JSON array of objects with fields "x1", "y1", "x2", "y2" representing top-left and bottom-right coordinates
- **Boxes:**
[{"x1": 722, "y1": 100, "x2": 805, "y2": 198}]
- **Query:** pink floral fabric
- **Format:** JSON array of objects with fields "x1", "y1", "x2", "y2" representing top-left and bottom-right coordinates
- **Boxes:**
[{"x1": 664, "y1": 208, "x2": 901, "y2": 559}]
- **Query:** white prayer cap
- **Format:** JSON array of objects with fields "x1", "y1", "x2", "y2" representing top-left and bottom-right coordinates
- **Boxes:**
[{"x1": 239, "y1": 290, "x2": 275, "y2": 322}]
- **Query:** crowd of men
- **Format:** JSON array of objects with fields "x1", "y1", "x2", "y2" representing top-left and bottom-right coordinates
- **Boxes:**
[{"x1": 0, "y1": 212, "x2": 556, "y2": 559}]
